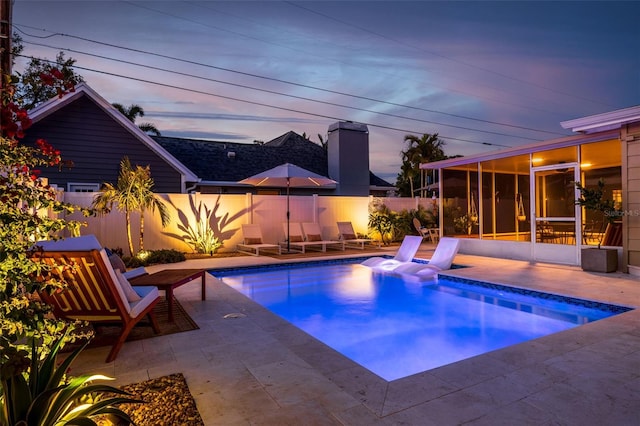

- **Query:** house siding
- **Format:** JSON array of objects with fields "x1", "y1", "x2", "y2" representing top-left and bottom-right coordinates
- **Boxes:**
[
  {"x1": 624, "y1": 122, "x2": 640, "y2": 267},
  {"x1": 23, "y1": 95, "x2": 182, "y2": 193}
]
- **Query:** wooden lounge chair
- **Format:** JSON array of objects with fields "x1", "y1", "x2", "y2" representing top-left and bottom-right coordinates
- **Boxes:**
[
  {"x1": 33, "y1": 235, "x2": 161, "y2": 363},
  {"x1": 302, "y1": 222, "x2": 345, "y2": 252},
  {"x1": 237, "y1": 224, "x2": 281, "y2": 256},
  {"x1": 336, "y1": 221, "x2": 373, "y2": 249}
]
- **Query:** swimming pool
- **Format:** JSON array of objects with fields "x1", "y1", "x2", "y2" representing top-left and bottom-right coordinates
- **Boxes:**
[{"x1": 213, "y1": 260, "x2": 632, "y2": 381}]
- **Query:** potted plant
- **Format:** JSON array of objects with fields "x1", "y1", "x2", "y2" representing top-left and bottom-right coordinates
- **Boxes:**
[
  {"x1": 575, "y1": 178, "x2": 619, "y2": 272},
  {"x1": 453, "y1": 210, "x2": 478, "y2": 235}
]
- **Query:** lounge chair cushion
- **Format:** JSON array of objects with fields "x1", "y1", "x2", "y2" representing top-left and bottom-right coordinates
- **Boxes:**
[
  {"x1": 128, "y1": 285, "x2": 160, "y2": 318},
  {"x1": 108, "y1": 253, "x2": 127, "y2": 272},
  {"x1": 123, "y1": 266, "x2": 147, "y2": 280},
  {"x1": 245, "y1": 237, "x2": 262, "y2": 244},
  {"x1": 306, "y1": 234, "x2": 322, "y2": 242},
  {"x1": 115, "y1": 269, "x2": 142, "y2": 302},
  {"x1": 342, "y1": 233, "x2": 356, "y2": 240},
  {"x1": 290, "y1": 235, "x2": 304, "y2": 242}
]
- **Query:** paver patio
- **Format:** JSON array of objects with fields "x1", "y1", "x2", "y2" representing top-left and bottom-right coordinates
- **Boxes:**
[{"x1": 68, "y1": 244, "x2": 640, "y2": 425}]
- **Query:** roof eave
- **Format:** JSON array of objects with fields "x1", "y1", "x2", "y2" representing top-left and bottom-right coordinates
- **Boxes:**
[
  {"x1": 421, "y1": 129, "x2": 620, "y2": 170},
  {"x1": 561, "y1": 105, "x2": 640, "y2": 133},
  {"x1": 29, "y1": 83, "x2": 199, "y2": 184}
]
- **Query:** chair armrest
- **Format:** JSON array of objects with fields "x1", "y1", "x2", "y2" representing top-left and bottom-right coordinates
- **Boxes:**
[{"x1": 123, "y1": 267, "x2": 147, "y2": 280}]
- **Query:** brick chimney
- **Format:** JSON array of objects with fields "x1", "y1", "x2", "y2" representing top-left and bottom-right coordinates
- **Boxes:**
[{"x1": 327, "y1": 121, "x2": 369, "y2": 195}]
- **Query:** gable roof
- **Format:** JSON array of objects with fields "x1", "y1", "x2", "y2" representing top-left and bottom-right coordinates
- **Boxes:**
[{"x1": 28, "y1": 83, "x2": 199, "y2": 184}]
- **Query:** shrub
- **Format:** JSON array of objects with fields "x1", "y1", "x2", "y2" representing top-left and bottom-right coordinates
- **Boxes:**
[
  {"x1": 1, "y1": 70, "x2": 139, "y2": 425},
  {"x1": 123, "y1": 249, "x2": 186, "y2": 268},
  {"x1": 368, "y1": 202, "x2": 400, "y2": 245},
  {"x1": 396, "y1": 205, "x2": 437, "y2": 237}
]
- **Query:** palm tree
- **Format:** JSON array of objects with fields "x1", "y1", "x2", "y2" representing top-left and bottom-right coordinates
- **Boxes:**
[
  {"x1": 396, "y1": 133, "x2": 447, "y2": 197},
  {"x1": 318, "y1": 133, "x2": 328, "y2": 151},
  {"x1": 92, "y1": 157, "x2": 170, "y2": 255},
  {"x1": 112, "y1": 103, "x2": 161, "y2": 136}
]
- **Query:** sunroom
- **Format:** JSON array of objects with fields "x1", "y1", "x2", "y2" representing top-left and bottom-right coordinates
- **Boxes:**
[{"x1": 424, "y1": 127, "x2": 625, "y2": 268}]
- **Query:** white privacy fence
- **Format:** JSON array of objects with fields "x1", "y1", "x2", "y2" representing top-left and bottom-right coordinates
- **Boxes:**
[{"x1": 62, "y1": 192, "x2": 435, "y2": 254}]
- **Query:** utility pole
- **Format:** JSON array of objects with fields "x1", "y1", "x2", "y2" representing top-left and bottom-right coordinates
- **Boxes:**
[{"x1": 0, "y1": 0, "x2": 12, "y2": 76}]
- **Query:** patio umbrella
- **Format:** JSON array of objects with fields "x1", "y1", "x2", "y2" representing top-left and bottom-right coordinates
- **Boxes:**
[{"x1": 239, "y1": 163, "x2": 337, "y2": 253}]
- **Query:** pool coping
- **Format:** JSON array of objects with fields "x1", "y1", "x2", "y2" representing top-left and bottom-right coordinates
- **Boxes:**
[{"x1": 209, "y1": 260, "x2": 638, "y2": 418}]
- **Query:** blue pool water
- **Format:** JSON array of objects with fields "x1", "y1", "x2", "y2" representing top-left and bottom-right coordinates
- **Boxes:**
[{"x1": 213, "y1": 261, "x2": 631, "y2": 381}]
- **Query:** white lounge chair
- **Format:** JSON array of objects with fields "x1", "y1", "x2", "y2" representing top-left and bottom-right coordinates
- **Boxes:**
[
  {"x1": 393, "y1": 237, "x2": 460, "y2": 279},
  {"x1": 302, "y1": 222, "x2": 345, "y2": 251},
  {"x1": 337, "y1": 221, "x2": 373, "y2": 249},
  {"x1": 281, "y1": 222, "x2": 336, "y2": 253},
  {"x1": 361, "y1": 235, "x2": 423, "y2": 271},
  {"x1": 237, "y1": 224, "x2": 281, "y2": 256}
]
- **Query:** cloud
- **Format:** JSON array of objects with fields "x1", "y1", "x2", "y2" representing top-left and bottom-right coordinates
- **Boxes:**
[
  {"x1": 159, "y1": 129, "x2": 250, "y2": 141},
  {"x1": 145, "y1": 111, "x2": 325, "y2": 124}
]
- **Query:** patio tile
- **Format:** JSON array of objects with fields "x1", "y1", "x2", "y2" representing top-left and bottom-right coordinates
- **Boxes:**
[
  {"x1": 464, "y1": 400, "x2": 557, "y2": 425},
  {"x1": 501, "y1": 363, "x2": 571, "y2": 393},
  {"x1": 235, "y1": 340, "x2": 301, "y2": 369},
  {"x1": 247, "y1": 357, "x2": 343, "y2": 407},
  {"x1": 381, "y1": 371, "x2": 457, "y2": 416},
  {"x1": 485, "y1": 338, "x2": 565, "y2": 368},
  {"x1": 247, "y1": 399, "x2": 344, "y2": 426},
  {"x1": 428, "y1": 352, "x2": 516, "y2": 388},
  {"x1": 67, "y1": 251, "x2": 640, "y2": 425},
  {"x1": 581, "y1": 332, "x2": 640, "y2": 358},
  {"x1": 195, "y1": 387, "x2": 280, "y2": 425},
  {"x1": 522, "y1": 381, "x2": 639, "y2": 425},
  {"x1": 325, "y1": 365, "x2": 388, "y2": 416},
  {"x1": 334, "y1": 404, "x2": 396, "y2": 426},
  {"x1": 289, "y1": 340, "x2": 361, "y2": 376},
  {"x1": 386, "y1": 388, "x2": 503, "y2": 425},
  {"x1": 114, "y1": 347, "x2": 177, "y2": 376}
]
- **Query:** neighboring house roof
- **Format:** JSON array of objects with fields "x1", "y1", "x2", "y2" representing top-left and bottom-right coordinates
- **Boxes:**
[
  {"x1": 28, "y1": 83, "x2": 199, "y2": 184},
  {"x1": 153, "y1": 132, "x2": 327, "y2": 183},
  {"x1": 369, "y1": 171, "x2": 393, "y2": 188},
  {"x1": 153, "y1": 133, "x2": 394, "y2": 188}
]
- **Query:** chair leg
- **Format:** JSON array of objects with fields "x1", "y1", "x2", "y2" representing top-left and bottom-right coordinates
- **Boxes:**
[
  {"x1": 106, "y1": 321, "x2": 136, "y2": 363},
  {"x1": 104, "y1": 301, "x2": 161, "y2": 363},
  {"x1": 148, "y1": 311, "x2": 161, "y2": 334}
]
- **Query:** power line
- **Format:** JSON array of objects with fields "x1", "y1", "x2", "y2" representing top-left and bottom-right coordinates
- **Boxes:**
[
  {"x1": 21, "y1": 39, "x2": 543, "y2": 142},
  {"x1": 285, "y1": 1, "x2": 614, "y2": 109},
  {"x1": 139, "y1": 1, "x2": 586, "y2": 122},
  {"x1": 15, "y1": 53, "x2": 512, "y2": 148},
  {"x1": 13, "y1": 23, "x2": 566, "y2": 138}
]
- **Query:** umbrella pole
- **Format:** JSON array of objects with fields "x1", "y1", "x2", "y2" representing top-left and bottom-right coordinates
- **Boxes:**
[{"x1": 287, "y1": 178, "x2": 290, "y2": 253}]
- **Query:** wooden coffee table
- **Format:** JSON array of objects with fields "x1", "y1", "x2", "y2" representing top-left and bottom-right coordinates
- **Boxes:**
[{"x1": 129, "y1": 269, "x2": 207, "y2": 322}]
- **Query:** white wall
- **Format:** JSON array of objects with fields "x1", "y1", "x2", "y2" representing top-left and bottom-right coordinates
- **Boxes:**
[{"x1": 62, "y1": 193, "x2": 436, "y2": 254}]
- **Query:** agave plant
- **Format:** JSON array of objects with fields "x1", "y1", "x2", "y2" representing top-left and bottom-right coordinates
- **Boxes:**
[
  {"x1": 163, "y1": 194, "x2": 249, "y2": 255},
  {"x1": 173, "y1": 198, "x2": 222, "y2": 254},
  {"x1": 1, "y1": 330, "x2": 140, "y2": 426}
]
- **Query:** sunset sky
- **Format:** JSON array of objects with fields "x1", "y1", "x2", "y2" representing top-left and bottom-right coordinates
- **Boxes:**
[{"x1": 12, "y1": 1, "x2": 640, "y2": 182}]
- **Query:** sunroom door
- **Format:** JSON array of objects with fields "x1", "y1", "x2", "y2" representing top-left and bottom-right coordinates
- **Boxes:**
[{"x1": 532, "y1": 164, "x2": 580, "y2": 265}]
